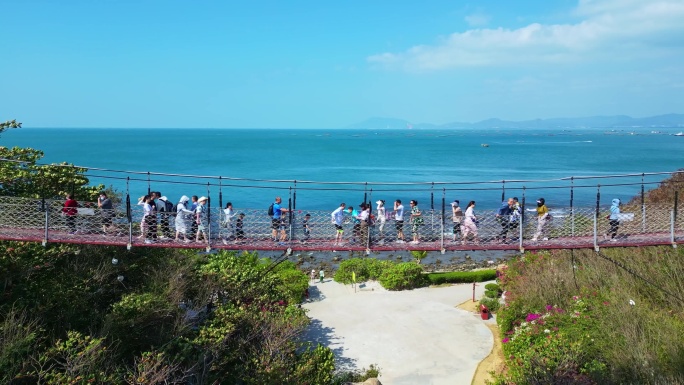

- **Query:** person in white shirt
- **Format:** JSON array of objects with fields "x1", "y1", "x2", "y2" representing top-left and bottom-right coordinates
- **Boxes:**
[
  {"x1": 394, "y1": 199, "x2": 405, "y2": 243},
  {"x1": 357, "y1": 203, "x2": 371, "y2": 246},
  {"x1": 331, "y1": 203, "x2": 346, "y2": 245},
  {"x1": 376, "y1": 200, "x2": 386, "y2": 244}
]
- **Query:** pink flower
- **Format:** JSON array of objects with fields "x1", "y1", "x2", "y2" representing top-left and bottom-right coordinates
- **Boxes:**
[
  {"x1": 502, "y1": 337, "x2": 510, "y2": 343},
  {"x1": 545, "y1": 305, "x2": 553, "y2": 311},
  {"x1": 525, "y1": 313, "x2": 541, "y2": 322}
]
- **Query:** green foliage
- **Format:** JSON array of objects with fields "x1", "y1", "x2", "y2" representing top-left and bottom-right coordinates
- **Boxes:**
[
  {"x1": 334, "y1": 257, "x2": 393, "y2": 284},
  {"x1": 0, "y1": 146, "x2": 103, "y2": 199},
  {"x1": 484, "y1": 283, "x2": 500, "y2": 291},
  {"x1": 378, "y1": 262, "x2": 426, "y2": 291},
  {"x1": 479, "y1": 297, "x2": 501, "y2": 313},
  {"x1": 0, "y1": 119, "x2": 21, "y2": 133},
  {"x1": 293, "y1": 344, "x2": 336, "y2": 385},
  {"x1": 0, "y1": 307, "x2": 42, "y2": 383},
  {"x1": 484, "y1": 289, "x2": 500, "y2": 299},
  {"x1": 30, "y1": 331, "x2": 117, "y2": 384},
  {"x1": 272, "y1": 260, "x2": 309, "y2": 303},
  {"x1": 410, "y1": 250, "x2": 428, "y2": 264},
  {"x1": 494, "y1": 247, "x2": 684, "y2": 384},
  {"x1": 331, "y1": 364, "x2": 381, "y2": 384},
  {"x1": 426, "y1": 269, "x2": 497, "y2": 284}
]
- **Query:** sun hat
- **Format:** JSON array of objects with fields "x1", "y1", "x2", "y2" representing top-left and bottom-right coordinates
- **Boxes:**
[
  {"x1": 180, "y1": 195, "x2": 190, "y2": 203},
  {"x1": 198, "y1": 196, "x2": 208, "y2": 202}
]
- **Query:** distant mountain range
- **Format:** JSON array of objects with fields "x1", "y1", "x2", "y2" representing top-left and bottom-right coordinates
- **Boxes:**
[{"x1": 345, "y1": 114, "x2": 684, "y2": 130}]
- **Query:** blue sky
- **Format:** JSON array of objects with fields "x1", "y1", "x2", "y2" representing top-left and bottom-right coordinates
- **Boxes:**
[{"x1": 2, "y1": 0, "x2": 683, "y2": 128}]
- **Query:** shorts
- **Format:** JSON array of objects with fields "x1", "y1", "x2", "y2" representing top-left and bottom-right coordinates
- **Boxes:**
[
  {"x1": 334, "y1": 224, "x2": 343, "y2": 233},
  {"x1": 271, "y1": 218, "x2": 279, "y2": 230},
  {"x1": 453, "y1": 223, "x2": 461, "y2": 233},
  {"x1": 395, "y1": 220, "x2": 404, "y2": 231},
  {"x1": 412, "y1": 223, "x2": 421, "y2": 234}
]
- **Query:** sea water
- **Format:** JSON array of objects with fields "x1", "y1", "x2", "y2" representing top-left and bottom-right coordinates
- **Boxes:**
[{"x1": 2, "y1": 127, "x2": 683, "y2": 210}]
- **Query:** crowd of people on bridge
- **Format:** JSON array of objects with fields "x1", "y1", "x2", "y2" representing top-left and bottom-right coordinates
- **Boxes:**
[{"x1": 60, "y1": 191, "x2": 624, "y2": 246}]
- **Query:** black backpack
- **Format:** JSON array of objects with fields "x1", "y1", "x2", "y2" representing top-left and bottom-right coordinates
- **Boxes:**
[
  {"x1": 160, "y1": 199, "x2": 176, "y2": 215},
  {"x1": 267, "y1": 203, "x2": 274, "y2": 217}
]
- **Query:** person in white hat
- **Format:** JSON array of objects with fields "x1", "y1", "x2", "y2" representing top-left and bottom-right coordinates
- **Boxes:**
[
  {"x1": 174, "y1": 195, "x2": 195, "y2": 242},
  {"x1": 195, "y1": 196, "x2": 210, "y2": 244},
  {"x1": 310, "y1": 269, "x2": 316, "y2": 283}
]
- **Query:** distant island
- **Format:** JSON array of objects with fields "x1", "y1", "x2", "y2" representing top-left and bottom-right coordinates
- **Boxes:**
[{"x1": 345, "y1": 113, "x2": 684, "y2": 130}]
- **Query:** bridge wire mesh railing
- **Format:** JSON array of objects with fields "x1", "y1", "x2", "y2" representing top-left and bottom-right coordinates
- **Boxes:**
[{"x1": 0, "y1": 195, "x2": 680, "y2": 250}]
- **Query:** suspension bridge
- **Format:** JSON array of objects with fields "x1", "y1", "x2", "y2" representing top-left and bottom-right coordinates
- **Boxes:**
[
  {"x1": 0, "y1": 163, "x2": 682, "y2": 252},
  {"x1": 0, "y1": 197, "x2": 680, "y2": 253}
]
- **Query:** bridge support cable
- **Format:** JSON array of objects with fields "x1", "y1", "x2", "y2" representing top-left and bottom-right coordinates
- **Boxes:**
[
  {"x1": 595, "y1": 249, "x2": 684, "y2": 305},
  {"x1": 519, "y1": 187, "x2": 526, "y2": 253}
]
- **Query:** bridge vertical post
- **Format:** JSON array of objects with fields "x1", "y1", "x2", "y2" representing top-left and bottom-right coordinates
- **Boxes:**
[
  {"x1": 671, "y1": 210, "x2": 677, "y2": 248},
  {"x1": 218, "y1": 176, "x2": 223, "y2": 212},
  {"x1": 641, "y1": 173, "x2": 646, "y2": 232},
  {"x1": 42, "y1": 197, "x2": 48, "y2": 246},
  {"x1": 519, "y1": 188, "x2": 525, "y2": 253},
  {"x1": 430, "y1": 182, "x2": 434, "y2": 211},
  {"x1": 147, "y1": 172, "x2": 151, "y2": 195},
  {"x1": 501, "y1": 180, "x2": 505, "y2": 203},
  {"x1": 293, "y1": 181, "x2": 298, "y2": 244},
  {"x1": 674, "y1": 190, "x2": 679, "y2": 224},
  {"x1": 288, "y1": 186, "x2": 293, "y2": 244},
  {"x1": 593, "y1": 210, "x2": 599, "y2": 251},
  {"x1": 206, "y1": 183, "x2": 211, "y2": 252},
  {"x1": 441, "y1": 188, "x2": 445, "y2": 254},
  {"x1": 570, "y1": 177, "x2": 575, "y2": 236},
  {"x1": 366, "y1": 188, "x2": 372, "y2": 255},
  {"x1": 363, "y1": 182, "x2": 368, "y2": 206},
  {"x1": 218, "y1": 177, "x2": 224, "y2": 243},
  {"x1": 126, "y1": 177, "x2": 132, "y2": 251},
  {"x1": 595, "y1": 185, "x2": 601, "y2": 250}
]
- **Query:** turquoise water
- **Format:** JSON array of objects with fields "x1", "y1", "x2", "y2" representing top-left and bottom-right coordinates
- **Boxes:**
[{"x1": 2, "y1": 127, "x2": 683, "y2": 209}]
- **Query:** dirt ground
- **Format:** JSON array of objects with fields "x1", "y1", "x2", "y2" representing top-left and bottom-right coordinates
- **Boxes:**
[{"x1": 457, "y1": 299, "x2": 505, "y2": 385}]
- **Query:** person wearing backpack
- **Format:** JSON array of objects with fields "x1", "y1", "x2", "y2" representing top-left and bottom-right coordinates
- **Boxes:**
[
  {"x1": 154, "y1": 192, "x2": 174, "y2": 239},
  {"x1": 270, "y1": 196, "x2": 290, "y2": 243}
]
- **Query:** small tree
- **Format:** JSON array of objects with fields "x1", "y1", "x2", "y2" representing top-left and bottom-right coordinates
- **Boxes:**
[{"x1": 410, "y1": 250, "x2": 428, "y2": 264}]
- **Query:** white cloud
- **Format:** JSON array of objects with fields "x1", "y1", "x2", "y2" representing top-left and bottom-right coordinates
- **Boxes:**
[
  {"x1": 367, "y1": 0, "x2": 684, "y2": 71},
  {"x1": 464, "y1": 13, "x2": 490, "y2": 27}
]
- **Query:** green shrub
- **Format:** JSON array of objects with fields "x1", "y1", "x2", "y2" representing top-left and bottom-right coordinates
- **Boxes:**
[
  {"x1": 484, "y1": 289, "x2": 500, "y2": 299},
  {"x1": 484, "y1": 283, "x2": 500, "y2": 291},
  {"x1": 479, "y1": 297, "x2": 501, "y2": 313},
  {"x1": 334, "y1": 258, "x2": 393, "y2": 284},
  {"x1": 426, "y1": 269, "x2": 497, "y2": 285},
  {"x1": 378, "y1": 263, "x2": 426, "y2": 291}
]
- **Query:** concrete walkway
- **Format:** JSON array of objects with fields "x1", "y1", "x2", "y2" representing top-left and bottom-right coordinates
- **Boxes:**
[{"x1": 302, "y1": 279, "x2": 493, "y2": 385}]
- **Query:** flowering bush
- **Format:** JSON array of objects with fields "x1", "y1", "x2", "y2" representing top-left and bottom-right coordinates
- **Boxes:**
[{"x1": 495, "y1": 295, "x2": 608, "y2": 384}]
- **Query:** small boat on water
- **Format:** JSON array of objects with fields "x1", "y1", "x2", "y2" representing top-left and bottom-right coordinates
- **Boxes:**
[
  {"x1": 481, "y1": 143, "x2": 489, "y2": 147},
  {"x1": 674, "y1": 132, "x2": 684, "y2": 136}
]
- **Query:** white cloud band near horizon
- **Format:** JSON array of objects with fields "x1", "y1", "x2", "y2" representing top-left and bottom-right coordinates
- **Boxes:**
[{"x1": 368, "y1": 0, "x2": 684, "y2": 71}]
